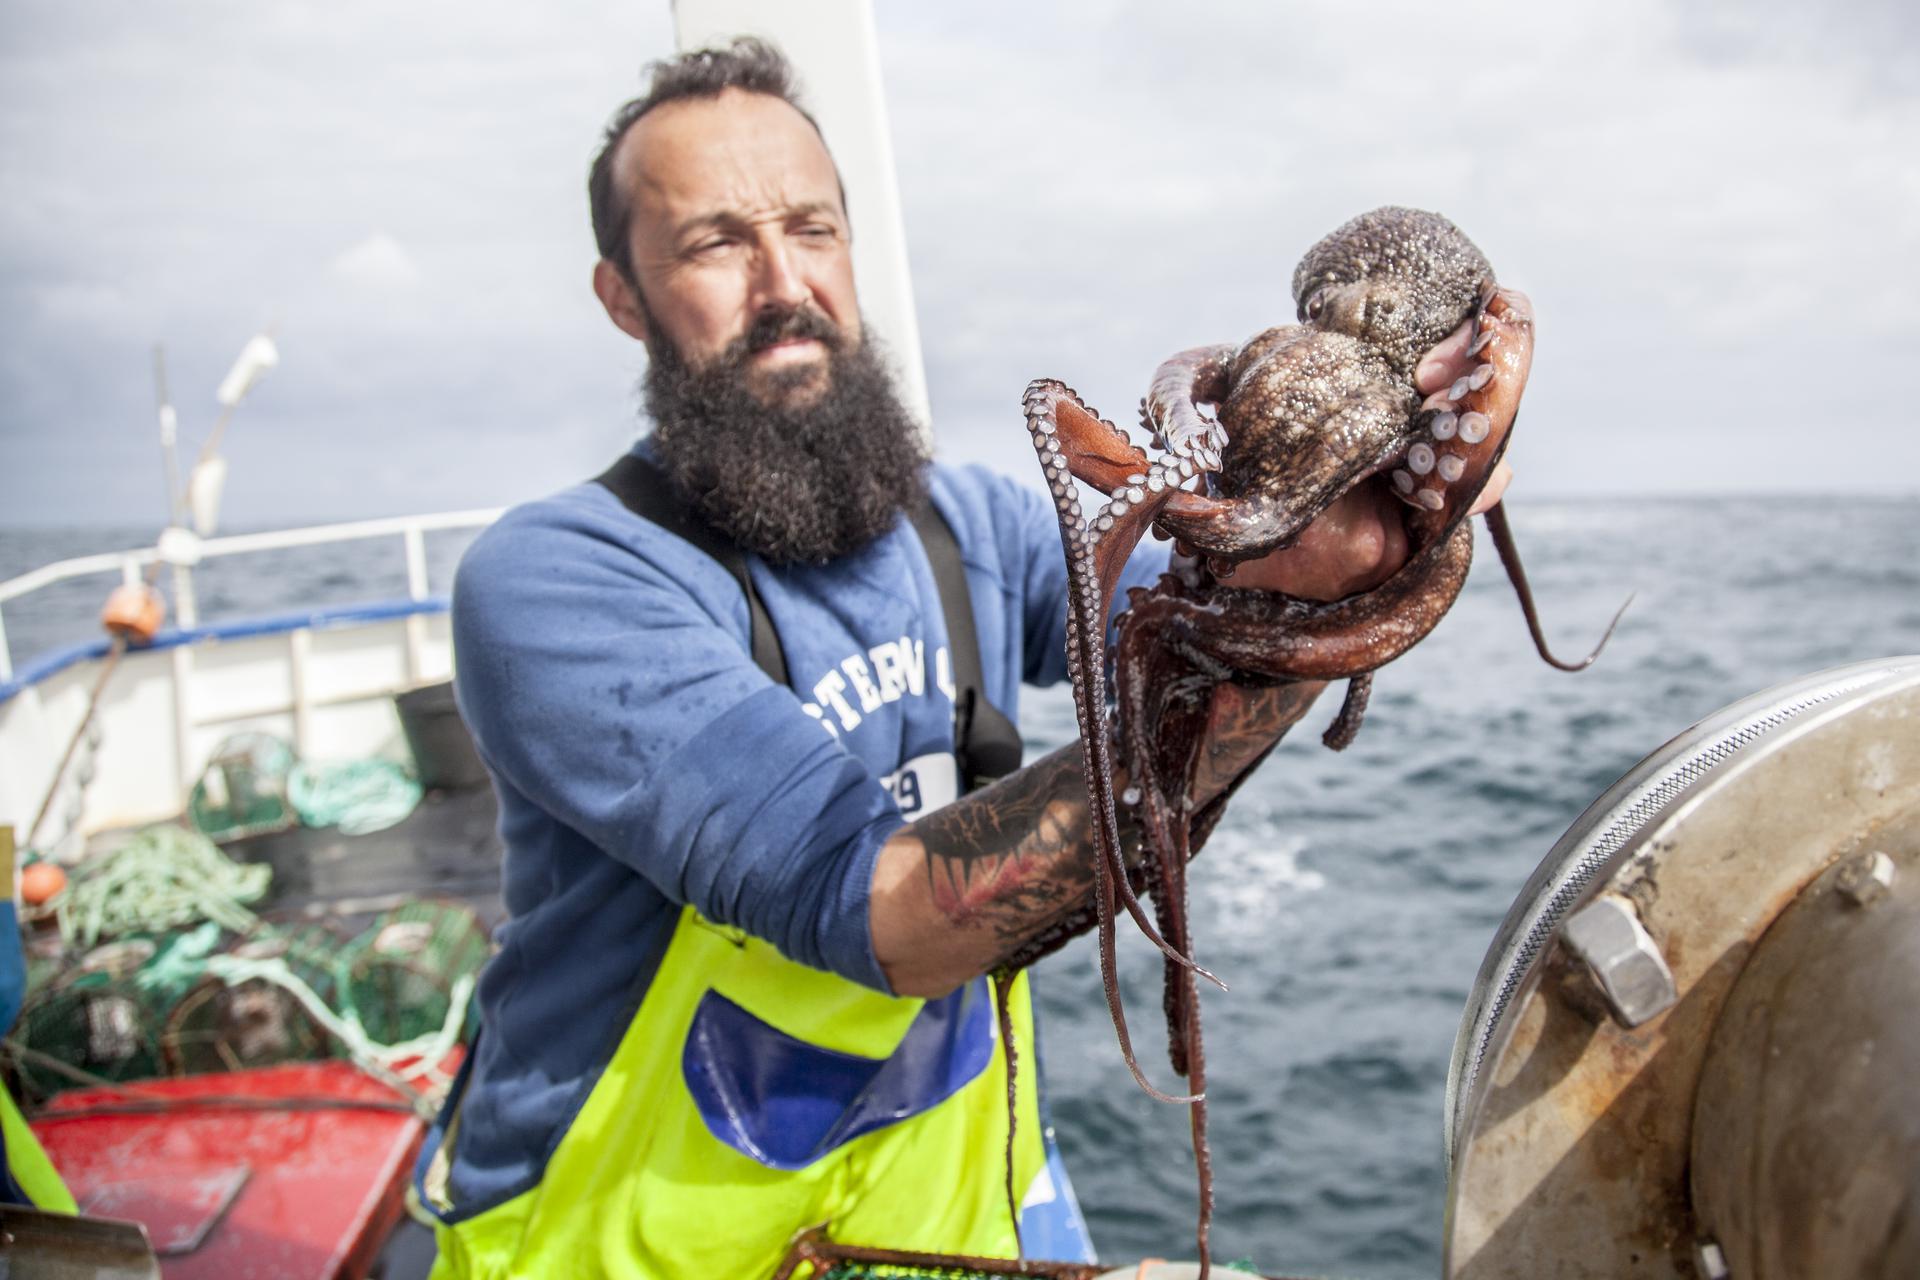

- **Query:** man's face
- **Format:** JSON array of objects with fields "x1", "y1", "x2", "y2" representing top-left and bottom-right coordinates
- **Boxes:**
[{"x1": 610, "y1": 88, "x2": 860, "y2": 408}]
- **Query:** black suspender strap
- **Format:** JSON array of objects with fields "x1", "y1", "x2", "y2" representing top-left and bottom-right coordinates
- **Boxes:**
[
  {"x1": 907, "y1": 505, "x2": 1025, "y2": 791},
  {"x1": 593, "y1": 455, "x2": 1023, "y2": 791},
  {"x1": 594, "y1": 454, "x2": 788, "y2": 687}
]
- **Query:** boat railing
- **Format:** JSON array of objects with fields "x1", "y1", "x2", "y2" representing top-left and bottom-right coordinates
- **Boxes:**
[
  {"x1": 0, "y1": 509, "x2": 504, "y2": 685},
  {"x1": 0, "y1": 509, "x2": 502, "y2": 843}
]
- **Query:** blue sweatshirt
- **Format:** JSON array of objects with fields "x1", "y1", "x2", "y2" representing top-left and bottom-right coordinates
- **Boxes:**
[{"x1": 443, "y1": 452, "x2": 1165, "y2": 1213}]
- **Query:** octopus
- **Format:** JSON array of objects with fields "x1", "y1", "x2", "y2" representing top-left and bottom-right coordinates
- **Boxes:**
[{"x1": 1006, "y1": 207, "x2": 1626, "y2": 1273}]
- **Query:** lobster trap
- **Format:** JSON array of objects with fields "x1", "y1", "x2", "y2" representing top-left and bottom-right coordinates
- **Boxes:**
[
  {"x1": 336, "y1": 900, "x2": 489, "y2": 1047},
  {"x1": 771, "y1": 1233, "x2": 1279, "y2": 1280},
  {"x1": 5, "y1": 900, "x2": 489, "y2": 1101},
  {"x1": 159, "y1": 923, "x2": 343, "y2": 1075},
  {"x1": 771, "y1": 1233, "x2": 1104, "y2": 1280}
]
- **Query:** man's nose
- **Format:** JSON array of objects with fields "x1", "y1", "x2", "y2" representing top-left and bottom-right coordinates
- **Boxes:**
[{"x1": 751, "y1": 239, "x2": 811, "y2": 312}]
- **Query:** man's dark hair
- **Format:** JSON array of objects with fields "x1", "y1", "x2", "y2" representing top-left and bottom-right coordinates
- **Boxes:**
[{"x1": 589, "y1": 37, "x2": 833, "y2": 281}]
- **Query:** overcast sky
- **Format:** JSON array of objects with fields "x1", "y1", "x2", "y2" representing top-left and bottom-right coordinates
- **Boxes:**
[{"x1": 2, "y1": 1, "x2": 1916, "y2": 528}]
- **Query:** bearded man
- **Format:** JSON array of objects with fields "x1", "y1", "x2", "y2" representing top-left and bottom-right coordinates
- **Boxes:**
[{"x1": 416, "y1": 38, "x2": 1516, "y2": 1279}]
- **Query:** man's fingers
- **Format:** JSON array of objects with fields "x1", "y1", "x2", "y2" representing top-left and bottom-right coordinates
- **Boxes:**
[
  {"x1": 1413, "y1": 322, "x2": 1473, "y2": 396},
  {"x1": 1469, "y1": 461, "x2": 1512, "y2": 515}
]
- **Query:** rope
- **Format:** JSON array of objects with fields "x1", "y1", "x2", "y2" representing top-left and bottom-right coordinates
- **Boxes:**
[
  {"x1": 132, "y1": 920, "x2": 225, "y2": 1006},
  {"x1": 56, "y1": 826, "x2": 270, "y2": 949},
  {"x1": 288, "y1": 759, "x2": 422, "y2": 835},
  {"x1": 204, "y1": 954, "x2": 472, "y2": 1114}
]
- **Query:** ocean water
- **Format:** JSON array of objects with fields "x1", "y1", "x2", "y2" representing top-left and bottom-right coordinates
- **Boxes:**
[{"x1": 2, "y1": 496, "x2": 1916, "y2": 1276}]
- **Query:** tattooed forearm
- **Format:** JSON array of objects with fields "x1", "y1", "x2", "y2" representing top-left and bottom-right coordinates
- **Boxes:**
[
  {"x1": 1191, "y1": 679, "x2": 1327, "y2": 801},
  {"x1": 914, "y1": 746, "x2": 1110, "y2": 941},
  {"x1": 876, "y1": 677, "x2": 1330, "y2": 995},
  {"x1": 906, "y1": 681, "x2": 1325, "y2": 960}
]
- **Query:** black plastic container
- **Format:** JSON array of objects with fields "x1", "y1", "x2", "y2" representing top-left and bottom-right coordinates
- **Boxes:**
[{"x1": 395, "y1": 681, "x2": 490, "y2": 793}]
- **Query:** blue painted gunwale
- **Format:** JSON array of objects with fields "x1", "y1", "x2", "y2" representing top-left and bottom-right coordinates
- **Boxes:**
[{"x1": 0, "y1": 596, "x2": 449, "y2": 707}]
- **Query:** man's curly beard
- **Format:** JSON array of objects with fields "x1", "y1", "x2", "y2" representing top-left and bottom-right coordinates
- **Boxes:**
[{"x1": 644, "y1": 307, "x2": 929, "y2": 566}]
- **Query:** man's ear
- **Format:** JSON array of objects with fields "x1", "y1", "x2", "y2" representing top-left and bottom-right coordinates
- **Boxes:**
[{"x1": 593, "y1": 259, "x2": 650, "y2": 343}]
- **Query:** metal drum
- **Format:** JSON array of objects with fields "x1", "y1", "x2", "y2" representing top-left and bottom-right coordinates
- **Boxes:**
[{"x1": 1443, "y1": 657, "x2": 1920, "y2": 1279}]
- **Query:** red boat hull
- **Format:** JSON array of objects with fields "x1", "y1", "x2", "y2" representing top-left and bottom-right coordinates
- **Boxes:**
[{"x1": 32, "y1": 1060, "x2": 432, "y2": 1279}]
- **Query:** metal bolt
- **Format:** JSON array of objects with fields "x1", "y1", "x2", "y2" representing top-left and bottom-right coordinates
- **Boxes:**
[
  {"x1": 1561, "y1": 892, "x2": 1679, "y2": 1028},
  {"x1": 1695, "y1": 1238, "x2": 1729, "y2": 1279},
  {"x1": 1835, "y1": 850, "x2": 1896, "y2": 908}
]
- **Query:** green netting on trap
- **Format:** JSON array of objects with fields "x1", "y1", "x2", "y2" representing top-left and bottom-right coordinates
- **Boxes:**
[
  {"x1": 11, "y1": 970, "x2": 167, "y2": 1095},
  {"x1": 771, "y1": 1235, "x2": 1281, "y2": 1280},
  {"x1": 159, "y1": 922, "x2": 344, "y2": 1075},
  {"x1": 339, "y1": 901, "x2": 489, "y2": 1046},
  {"x1": 6, "y1": 896, "x2": 490, "y2": 1100},
  {"x1": 814, "y1": 1265, "x2": 1083, "y2": 1280},
  {"x1": 188, "y1": 733, "x2": 297, "y2": 843},
  {"x1": 769, "y1": 1235, "x2": 1104, "y2": 1280}
]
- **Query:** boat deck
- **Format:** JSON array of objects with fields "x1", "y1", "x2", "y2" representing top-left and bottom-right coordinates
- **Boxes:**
[{"x1": 233, "y1": 783, "x2": 505, "y2": 932}]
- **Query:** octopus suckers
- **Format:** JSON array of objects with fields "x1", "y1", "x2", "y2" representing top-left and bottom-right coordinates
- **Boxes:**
[
  {"x1": 1392, "y1": 469, "x2": 1415, "y2": 494},
  {"x1": 1430, "y1": 411, "x2": 1458, "y2": 441},
  {"x1": 1437, "y1": 454, "x2": 1467, "y2": 482},
  {"x1": 1458, "y1": 412, "x2": 1491, "y2": 444},
  {"x1": 1450, "y1": 375, "x2": 1472, "y2": 401},
  {"x1": 1417, "y1": 488, "x2": 1446, "y2": 510},
  {"x1": 1408, "y1": 443, "x2": 1436, "y2": 475},
  {"x1": 1469, "y1": 363, "x2": 1495, "y2": 390}
]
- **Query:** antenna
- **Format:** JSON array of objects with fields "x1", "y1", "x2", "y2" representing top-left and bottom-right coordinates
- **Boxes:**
[{"x1": 187, "y1": 329, "x2": 280, "y2": 536}]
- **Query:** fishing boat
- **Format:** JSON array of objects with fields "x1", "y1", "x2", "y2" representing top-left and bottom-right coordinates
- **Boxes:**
[{"x1": 4, "y1": 3, "x2": 1914, "y2": 1276}]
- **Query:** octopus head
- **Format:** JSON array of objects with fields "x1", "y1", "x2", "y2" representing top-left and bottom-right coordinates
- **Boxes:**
[{"x1": 1291, "y1": 206, "x2": 1493, "y2": 373}]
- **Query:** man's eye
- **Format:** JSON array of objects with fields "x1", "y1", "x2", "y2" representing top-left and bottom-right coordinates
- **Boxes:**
[
  {"x1": 690, "y1": 237, "x2": 735, "y2": 255},
  {"x1": 796, "y1": 224, "x2": 837, "y2": 240}
]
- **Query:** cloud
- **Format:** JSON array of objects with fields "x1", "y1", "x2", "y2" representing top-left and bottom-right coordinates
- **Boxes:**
[
  {"x1": 1, "y1": 1, "x2": 1915, "y2": 525},
  {"x1": 330, "y1": 232, "x2": 423, "y2": 291}
]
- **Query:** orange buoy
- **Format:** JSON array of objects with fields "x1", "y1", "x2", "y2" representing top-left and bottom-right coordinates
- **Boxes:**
[
  {"x1": 100, "y1": 583, "x2": 166, "y2": 644},
  {"x1": 20, "y1": 861, "x2": 66, "y2": 906}
]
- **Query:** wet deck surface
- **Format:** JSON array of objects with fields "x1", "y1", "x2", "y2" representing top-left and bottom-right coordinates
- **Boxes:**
[{"x1": 231, "y1": 784, "x2": 505, "y2": 933}]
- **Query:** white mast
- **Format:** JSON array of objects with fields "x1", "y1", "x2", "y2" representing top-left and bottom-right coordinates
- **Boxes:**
[{"x1": 670, "y1": 0, "x2": 933, "y2": 440}]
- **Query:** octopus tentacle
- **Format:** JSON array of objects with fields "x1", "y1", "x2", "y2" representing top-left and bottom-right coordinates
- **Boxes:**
[
  {"x1": 1484, "y1": 502, "x2": 1632, "y2": 671},
  {"x1": 1394, "y1": 286, "x2": 1530, "y2": 540},
  {"x1": 1172, "y1": 836, "x2": 1213, "y2": 1278},
  {"x1": 1128, "y1": 525, "x2": 1476, "y2": 685},
  {"x1": 1023, "y1": 380, "x2": 1221, "y2": 1104},
  {"x1": 1156, "y1": 377, "x2": 1410, "y2": 565},
  {"x1": 1143, "y1": 344, "x2": 1236, "y2": 463},
  {"x1": 991, "y1": 968, "x2": 1024, "y2": 1257},
  {"x1": 1320, "y1": 673, "x2": 1373, "y2": 751},
  {"x1": 1154, "y1": 489, "x2": 1298, "y2": 561},
  {"x1": 1370, "y1": 288, "x2": 1628, "y2": 673}
]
